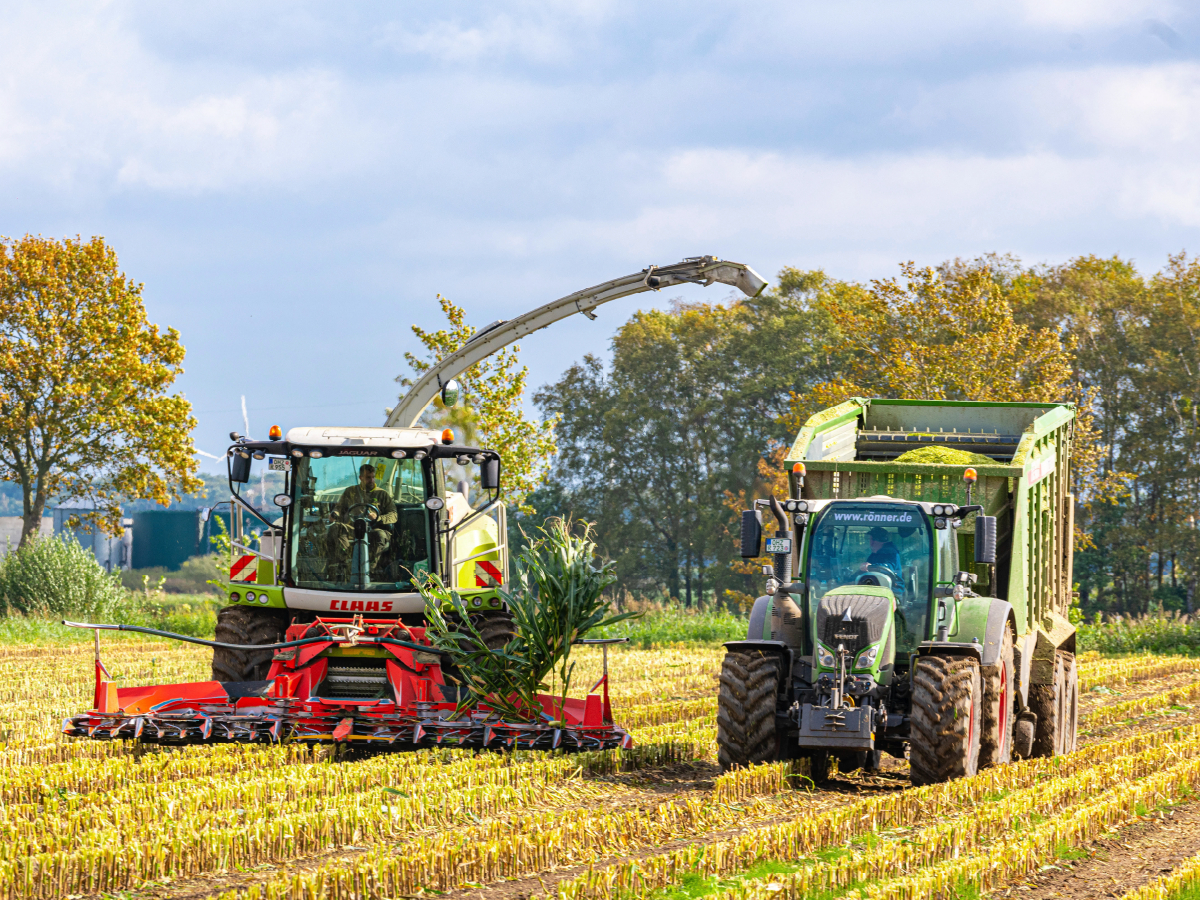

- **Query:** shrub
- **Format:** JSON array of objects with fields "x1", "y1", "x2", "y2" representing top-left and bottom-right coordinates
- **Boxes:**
[{"x1": 0, "y1": 535, "x2": 128, "y2": 620}]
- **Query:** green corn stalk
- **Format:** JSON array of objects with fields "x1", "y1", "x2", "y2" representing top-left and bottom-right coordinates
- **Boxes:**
[{"x1": 420, "y1": 518, "x2": 637, "y2": 723}]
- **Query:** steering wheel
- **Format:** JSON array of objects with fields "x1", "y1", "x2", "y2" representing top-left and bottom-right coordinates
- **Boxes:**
[
  {"x1": 344, "y1": 502, "x2": 381, "y2": 521},
  {"x1": 856, "y1": 565, "x2": 898, "y2": 588}
]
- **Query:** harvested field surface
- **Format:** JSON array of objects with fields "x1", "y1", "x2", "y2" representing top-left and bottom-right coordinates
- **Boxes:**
[{"x1": 1, "y1": 641, "x2": 1199, "y2": 899}]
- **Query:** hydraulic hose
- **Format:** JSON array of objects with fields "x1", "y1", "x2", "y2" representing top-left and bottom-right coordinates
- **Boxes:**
[
  {"x1": 767, "y1": 497, "x2": 792, "y2": 585},
  {"x1": 61, "y1": 621, "x2": 451, "y2": 656}
]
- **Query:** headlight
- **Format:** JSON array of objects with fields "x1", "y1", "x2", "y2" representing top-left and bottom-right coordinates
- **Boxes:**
[
  {"x1": 291, "y1": 449, "x2": 304, "y2": 458},
  {"x1": 309, "y1": 450, "x2": 323, "y2": 459},
  {"x1": 391, "y1": 449, "x2": 407, "y2": 459},
  {"x1": 855, "y1": 647, "x2": 879, "y2": 669},
  {"x1": 818, "y1": 647, "x2": 835, "y2": 667},
  {"x1": 413, "y1": 450, "x2": 427, "y2": 460},
  {"x1": 245, "y1": 591, "x2": 256, "y2": 602},
  {"x1": 934, "y1": 517, "x2": 947, "y2": 529}
]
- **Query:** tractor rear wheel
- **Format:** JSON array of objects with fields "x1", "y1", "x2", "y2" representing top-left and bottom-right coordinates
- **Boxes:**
[
  {"x1": 1031, "y1": 650, "x2": 1078, "y2": 757},
  {"x1": 716, "y1": 650, "x2": 780, "y2": 772},
  {"x1": 211, "y1": 605, "x2": 289, "y2": 682},
  {"x1": 909, "y1": 655, "x2": 983, "y2": 786},
  {"x1": 980, "y1": 621, "x2": 1015, "y2": 767}
]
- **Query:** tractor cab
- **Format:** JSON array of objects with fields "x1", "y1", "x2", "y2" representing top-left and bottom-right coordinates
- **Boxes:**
[{"x1": 804, "y1": 500, "x2": 938, "y2": 666}]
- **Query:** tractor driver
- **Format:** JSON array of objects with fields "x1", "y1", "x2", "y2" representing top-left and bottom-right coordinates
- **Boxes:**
[
  {"x1": 861, "y1": 526, "x2": 903, "y2": 584},
  {"x1": 329, "y1": 463, "x2": 398, "y2": 569}
]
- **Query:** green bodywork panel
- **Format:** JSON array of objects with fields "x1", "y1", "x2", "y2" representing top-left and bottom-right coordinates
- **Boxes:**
[{"x1": 811, "y1": 584, "x2": 896, "y2": 681}]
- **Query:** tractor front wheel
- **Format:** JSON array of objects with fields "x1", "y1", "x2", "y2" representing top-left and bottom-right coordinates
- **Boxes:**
[
  {"x1": 212, "y1": 605, "x2": 289, "y2": 682},
  {"x1": 909, "y1": 655, "x2": 983, "y2": 786},
  {"x1": 716, "y1": 650, "x2": 780, "y2": 772}
]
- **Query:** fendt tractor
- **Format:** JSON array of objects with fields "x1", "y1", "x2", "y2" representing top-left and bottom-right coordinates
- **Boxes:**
[
  {"x1": 719, "y1": 398, "x2": 1079, "y2": 784},
  {"x1": 64, "y1": 256, "x2": 767, "y2": 752}
]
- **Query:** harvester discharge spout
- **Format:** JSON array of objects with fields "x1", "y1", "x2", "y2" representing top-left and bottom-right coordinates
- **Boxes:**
[{"x1": 62, "y1": 620, "x2": 632, "y2": 752}]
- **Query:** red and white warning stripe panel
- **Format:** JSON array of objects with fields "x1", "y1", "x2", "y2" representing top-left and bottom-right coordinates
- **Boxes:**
[
  {"x1": 230, "y1": 553, "x2": 258, "y2": 583},
  {"x1": 475, "y1": 559, "x2": 503, "y2": 587}
]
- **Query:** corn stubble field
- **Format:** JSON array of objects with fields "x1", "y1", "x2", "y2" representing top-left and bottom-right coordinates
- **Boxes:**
[{"x1": 4, "y1": 641, "x2": 1200, "y2": 900}]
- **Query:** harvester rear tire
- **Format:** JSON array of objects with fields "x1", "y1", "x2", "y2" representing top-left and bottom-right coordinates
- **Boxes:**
[
  {"x1": 1031, "y1": 650, "x2": 1078, "y2": 757},
  {"x1": 980, "y1": 621, "x2": 1016, "y2": 768},
  {"x1": 716, "y1": 650, "x2": 779, "y2": 772},
  {"x1": 470, "y1": 610, "x2": 516, "y2": 650},
  {"x1": 212, "y1": 605, "x2": 289, "y2": 682},
  {"x1": 909, "y1": 655, "x2": 982, "y2": 786}
]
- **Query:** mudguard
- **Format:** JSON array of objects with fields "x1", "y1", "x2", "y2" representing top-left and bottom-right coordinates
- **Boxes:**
[
  {"x1": 947, "y1": 595, "x2": 1014, "y2": 668},
  {"x1": 722, "y1": 639, "x2": 792, "y2": 682},
  {"x1": 747, "y1": 595, "x2": 772, "y2": 641}
]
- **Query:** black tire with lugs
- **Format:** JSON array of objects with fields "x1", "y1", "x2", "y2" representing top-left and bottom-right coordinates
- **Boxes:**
[
  {"x1": 716, "y1": 650, "x2": 780, "y2": 772},
  {"x1": 909, "y1": 655, "x2": 983, "y2": 786},
  {"x1": 211, "y1": 605, "x2": 289, "y2": 682}
]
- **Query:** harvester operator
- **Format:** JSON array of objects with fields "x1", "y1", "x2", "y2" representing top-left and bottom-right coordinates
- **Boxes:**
[{"x1": 330, "y1": 463, "x2": 398, "y2": 568}]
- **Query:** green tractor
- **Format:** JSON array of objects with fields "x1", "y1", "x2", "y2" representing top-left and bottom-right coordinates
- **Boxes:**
[{"x1": 719, "y1": 398, "x2": 1079, "y2": 784}]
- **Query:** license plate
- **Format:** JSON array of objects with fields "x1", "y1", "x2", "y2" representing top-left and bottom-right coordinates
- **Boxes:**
[
  {"x1": 765, "y1": 537, "x2": 793, "y2": 554},
  {"x1": 269, "y1": 458, "x2": 292, "y2": 472}
]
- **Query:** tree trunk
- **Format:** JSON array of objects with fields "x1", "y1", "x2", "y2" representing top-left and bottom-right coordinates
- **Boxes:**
[{"x1": 19, "y1": 481, "x2": 46, "y2": 548}]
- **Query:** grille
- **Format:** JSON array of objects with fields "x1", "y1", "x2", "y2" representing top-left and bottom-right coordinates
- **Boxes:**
[
  {"x1": 318, "y1": 659, "x2": 390, "y2": 699},
  {"x1": 816, "y1": 593, "x2": 892, "y2": 657}
]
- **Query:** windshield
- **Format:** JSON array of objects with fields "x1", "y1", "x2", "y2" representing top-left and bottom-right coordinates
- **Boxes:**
[
  {"x1": 289, "y1": 455, "x2": 431, "y2": 592},
  {"x1": 805, "y1": 504, "x2": 933, "y2": 652}
]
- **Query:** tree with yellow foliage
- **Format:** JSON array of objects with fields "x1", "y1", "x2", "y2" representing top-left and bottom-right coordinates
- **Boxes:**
[
  {"x1": 0, "y1": 235, "x2": 201, "y2": 545},
  {"x1": 396, "y1": 294, "x2": 557, "y2": 513}
]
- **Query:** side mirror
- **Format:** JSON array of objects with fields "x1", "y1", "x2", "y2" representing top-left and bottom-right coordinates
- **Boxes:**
[
  {"x1": 274, "y1": 493, "x2": 292, "y2": 508},
  {"x1": 740, "y1": 509, "x2": 763, "y2": 558},
  {"x1": 440, "y1": 379, "x2": 460, "y2": 408},
  {"x1": 230, "y1": 452, "x2": 252, "y2": 484},
  {"x1": 424, "y1": 496, "x2": 445, "y2": 511},
  {"x1": 480, "y1": 458, "x2": 500, "y2": 491},
  {"x1": 975, "y1": 516, "x2": 997, "y2": 564}
]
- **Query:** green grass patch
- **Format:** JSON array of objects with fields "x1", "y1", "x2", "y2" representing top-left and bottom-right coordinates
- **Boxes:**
[
  {"x1": 591, "y1": 605, "x2": 748, "y2": 648},
  {"x1": 0, "y1": 593, "x2": 219, "y2": 644}
]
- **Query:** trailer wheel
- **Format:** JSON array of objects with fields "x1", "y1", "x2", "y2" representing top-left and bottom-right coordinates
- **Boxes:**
[
  {"x1": 1027, "y1": 652, "x2": 1065, "y2": 758},
  {"x1": 470, "y1": 610, "x2": 517, "y2": 650},
  {"x1": 909, "y1": 655, "x2": 982, "y2": 786},
  {"x1": 716, "y1": 650, "x2": 779, "y2": 772},
  {"x1": 1030, "y1": 651, "x2": 1078, "y2": 758},
  {"x1": 211, "y1": 605, "x2": 288, "y2": 682},
  {"x1": 1061, "y1": 652, "x2": 1079, "y2": 754},
  {"x1": 980, "y1": 621, "x2": 1015, "y2": 767}
]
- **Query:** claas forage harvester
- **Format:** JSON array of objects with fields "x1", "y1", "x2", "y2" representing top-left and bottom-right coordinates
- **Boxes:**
[{"x1": 63, "y1": 256, "x2": 769, "y2": 753}]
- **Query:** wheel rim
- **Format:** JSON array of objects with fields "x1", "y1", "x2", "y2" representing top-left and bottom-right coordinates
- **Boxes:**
[
  {"x1": 969, "y1": 678, "x2": 977, "y2": 753},
  {"x1": 998, "y1": 661, "x2": 1009, "y2": 751}
]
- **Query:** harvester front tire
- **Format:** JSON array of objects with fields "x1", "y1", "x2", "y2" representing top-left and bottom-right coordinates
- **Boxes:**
[
  {"x1": 1031, "y1": 650, "x2": 1078, "y2": 757},
  {"x1": 716, "y1": 650, "x2": 779, "y2": 772},
  {"x1": 212, "y1": 605, "x2": 288, "y2": 682},
  {"x1": 470, "y1": 610, "x2": 516, "y2": 650},
  {"x1": 980, "y1": 621, "x2": 1015, "y2": 767},
  {"x1": 909, "y1": 655, "x2": 982, "y2": 786}
]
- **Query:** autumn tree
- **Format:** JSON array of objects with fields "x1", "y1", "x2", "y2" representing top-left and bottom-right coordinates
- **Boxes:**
[
  {"x1": 0, "y1": 235, "x2": 202, "y2": 545},
  {"x1": 396, "y1": 294, "x2": 557, "y2": 513}
]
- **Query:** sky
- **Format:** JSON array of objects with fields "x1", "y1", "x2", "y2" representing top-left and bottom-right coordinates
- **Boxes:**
[{"x1": 2, "y1": 1, "x2": 1199, "y2": 473}]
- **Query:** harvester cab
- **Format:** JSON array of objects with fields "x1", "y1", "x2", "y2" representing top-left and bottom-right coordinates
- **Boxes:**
[
  {"x1": 720, "y1": 398, "x2": 1079, "y2": 785},
  {"x1": 214, "y1": 425, "x2": 513, "y2": 683}
]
